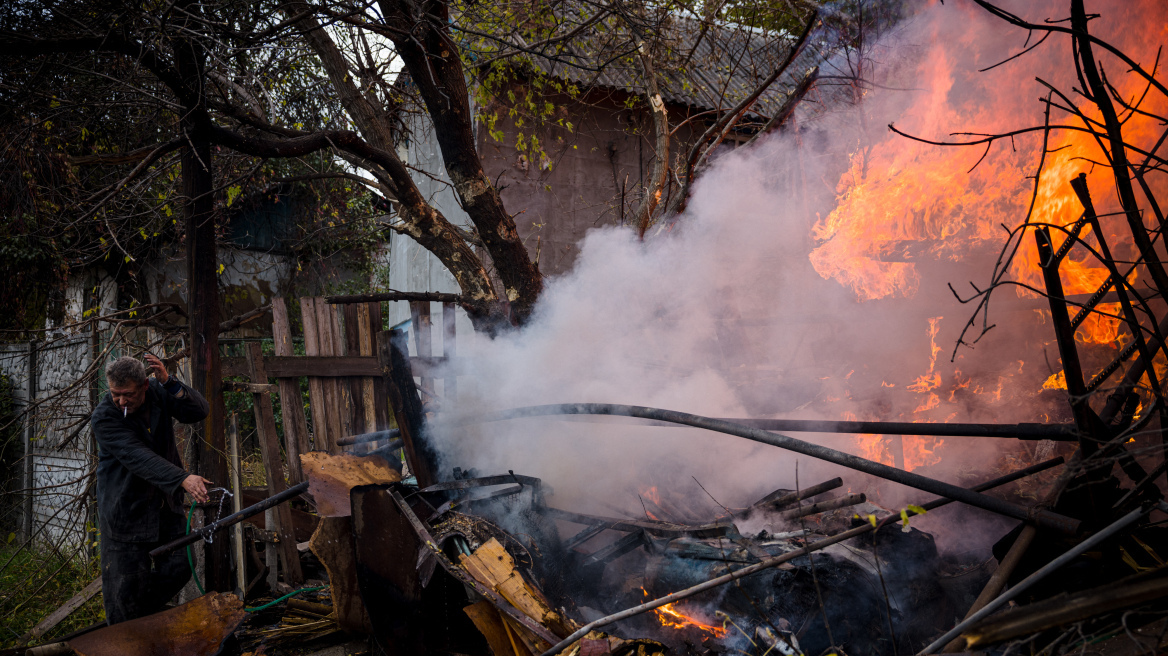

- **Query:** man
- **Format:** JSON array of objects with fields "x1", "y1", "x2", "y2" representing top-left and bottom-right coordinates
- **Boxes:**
[{"x1": 92, "y1": 353, "x2": 213, "y2": 624}]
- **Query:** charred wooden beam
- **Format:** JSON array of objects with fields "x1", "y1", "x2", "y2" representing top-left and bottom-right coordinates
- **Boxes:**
[
  {"x1": 780, "y1": 493, "x2": 866, "y2": 520},
  {"x1": 962, "y1": 571, "x2": 1168, "y2": 649},
  {"x1": 1036, "y1": 226, "x2": 1100, "y2": 460},
  {"x1": 477, "y1": 405, "x2": 1081, "y2": 534},
  {"x1": 582, "y1": 530, "x2": 650, "y2": 567},
  {"x1": 545, "y1": 507, "x2": 732, "y2": 539},
  {"x1": 751, "y1": 478, "x2": 843, "y2": 510},
  {"x1": 378, "y1": 329, "x2": 438, "y2": 488}
]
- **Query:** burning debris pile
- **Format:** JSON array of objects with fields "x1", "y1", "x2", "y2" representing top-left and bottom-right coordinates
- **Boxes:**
[{"x1": 20, "y1": 2, "x2": 1168, "y2": 656}]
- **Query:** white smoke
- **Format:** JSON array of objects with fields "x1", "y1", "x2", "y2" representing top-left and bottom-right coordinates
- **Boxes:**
[{"x1": 424, "y1": 0, "x2": 1143, "y2": 541}]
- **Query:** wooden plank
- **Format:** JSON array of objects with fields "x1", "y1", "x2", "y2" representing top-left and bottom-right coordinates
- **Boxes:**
[
  {"x1": 343, "y1": 303, "x2": 366, "y2": 439},
  {"x1": 222, "y1": 381, "x2": 278, "y2": 394},
  {"x1": 358, "y1": 303, "x2": 378, "y2": 440},
  {"x1": 464, "y1": 600, "x2": 523, "y2": 656},
  {"x1": 410, "y1": 301, "x2": 434, "y2": 405},
  {"x1": 330, "y1": 301, "x2": 355, "y2": 440},
  {"x1": 17, "y1": 577, "x2": 101, "y2": 645},
  {"x1": 309, "y1": 516, "x2": 371, "y2": 632},
  {"x1": 299, "y1": 297, "x2": 329, "y2": 452},
  {"x1": 245, "y1": 342, "x2": 304, "y2": 585},
  {"x1": 368, "y1": 302, "x2": 391, "y2": 432},
  {"x1": 442, "y1": 302, "x2": 457, "y2": 405},
  {"x1": 272, "y1": 298, "x2": 309, "y2": 481},
  {"x1": 314, "y1": 297, "x2": 343, "y2": 454}
]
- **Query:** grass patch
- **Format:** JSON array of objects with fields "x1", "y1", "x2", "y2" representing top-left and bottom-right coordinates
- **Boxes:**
[{"x1": 0, "y1": 545, "x2": 103, "y2": 648}]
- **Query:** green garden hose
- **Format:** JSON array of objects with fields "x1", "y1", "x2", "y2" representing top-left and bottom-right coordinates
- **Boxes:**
[{"x1": 185, "y1": 501, "x2": 324, "y2": 612}]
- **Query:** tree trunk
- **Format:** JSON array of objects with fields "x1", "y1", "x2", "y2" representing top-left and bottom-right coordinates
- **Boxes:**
[
  {"x1": 379, "y1": 0, "x2": 543, "y2": 324},
  {"x1": 176, "y1": 28, "x2": 230, "y2": 592}
]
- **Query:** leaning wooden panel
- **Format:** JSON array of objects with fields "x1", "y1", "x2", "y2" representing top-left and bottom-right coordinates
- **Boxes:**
[
  {"x1": 272, "y1": 298, "x2": 308, "y2": 480},
  {"x1": 245, "y1": 342, "x2": 304, "y2": 585},
  {"x1": 299, "y1": 296, "x2": 329, "y2": 452},
  {"x1": 330, "y1": 300, "x2": 356, "y2": 441},
  {"x1": 309, "y1": 516, "x2": 372, "y2": 633},
  {"x1": 369, "y1": 302, "x2": 392, "y2": 432}
]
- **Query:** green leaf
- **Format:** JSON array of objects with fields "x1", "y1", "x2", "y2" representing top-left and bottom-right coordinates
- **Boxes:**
[
  {"x1": 7, "y1": 532, "x2": 14, "y2": 544},
  {"x1": 226, "y1": 185, "x2": 242, "y2": 207}
]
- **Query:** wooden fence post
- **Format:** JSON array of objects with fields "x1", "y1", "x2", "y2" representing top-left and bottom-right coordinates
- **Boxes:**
[
  {"x1": 244, "y1": 342, "x2": 304, "y2": 585},
  {"x1": 442, "y1": 302, "x2": 457, "y2": 405},
  {"x1": 299, "y1": 297, "x2": 329, "y2": 452},
  {"x1": 272, "y1": 298, "x2": 309, "y2": 482},
  {"x1": 409, "y1": 302, "x2": 434, "y2": 405}
]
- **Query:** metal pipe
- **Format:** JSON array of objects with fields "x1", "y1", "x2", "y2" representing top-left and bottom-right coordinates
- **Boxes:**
[
  {"x1": 336, "y1": 428, "x2": 400, "y2": 447},
  {"x1": 539, "y1": 456, "x2": 1066, "y2": 656},
  {"x1": 919, "y1": 504, "x2": 1153, "y2": 654},
  {"x1": 472, "y1": 404, "x2": 1080, "y2": 534},
  {"x1": 482, "y1": 413, "x2": 1078, "y2": 440},
  {"x1": 716, "y1": 417, "x2": 1077, "y2": 440},
  {"x1": 228, "y1": 414, "x2": 246, "y2": 595},
  {"x1": 149, "y1": 481, "x2": 309, "y2": 559}
]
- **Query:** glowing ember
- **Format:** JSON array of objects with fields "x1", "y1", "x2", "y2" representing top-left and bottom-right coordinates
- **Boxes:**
[{"x1": 641, "y1": 589, "x2": 727, "y2": 638}]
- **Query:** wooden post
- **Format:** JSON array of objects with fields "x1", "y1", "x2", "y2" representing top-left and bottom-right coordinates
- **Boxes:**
[
  {"x1": 442, "y1": 302, "x2": 457, "y2": 405},
  {"x1": 890, "y1": 435, "x2": 905, "y2": 469},
  {"x1": 377, "y1": 330, "x2": 437, "y2": 487},
  {"x1": 369, "y1": 303, "x2": 391, "y2": 432},
  {"x1": 299, "y1": 297, "x2": 328, "y2": 452},
  {"x1": 410, "y1": 302, "x2": 434, "y2": 404},
  {"x1": 314, "y1": 298, "x2": 344, "y2": 453},
  {"x1": 343, "y1": 304, "x2": 366, "y2": 439},
  {"x1": 272, "y1": 298, "x2": 309, "y2": 482},
  {"x1": 244, "y1": 342, "x2": 304, "y2": 585},
  {"x1": 329, "y1": 302, "x2": 354, "y2": 439},
  {"x1": 357, "y1": 303, "x2": 378, "y2": 438},
  {"x1": 180, "y1": 32, "x2": 230, "y2": 591},
  {"x1": 22, "y1": 339, "x2": 36, "y2": 543},
  {"x1": 228, "y1": 413, "x2": 246, "y2": 596}
]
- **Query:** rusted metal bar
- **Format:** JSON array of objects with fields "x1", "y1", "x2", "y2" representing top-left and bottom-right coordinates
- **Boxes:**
[
  {"x1": 149, "y1": 481, "x2": 309, "y2": 559},
  {"x1": 473, "y1": 405, "x2": 1081, "y2": 534},
  {"x1": 539, "y1": 456, "x2": 1066, "y2": 656},
  {"x1": 326, "y1": 291, "x2": 483, "y2": 307}
]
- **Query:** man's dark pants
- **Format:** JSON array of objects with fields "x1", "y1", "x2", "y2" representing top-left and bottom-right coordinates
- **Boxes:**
[{"x1": 100, "y1": 509, "x2": 191, "y2": 624}]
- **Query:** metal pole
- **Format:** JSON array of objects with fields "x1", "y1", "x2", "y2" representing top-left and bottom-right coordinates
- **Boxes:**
[
  {"x1": 149, "y1": 481, "x2": 309, "y2": 559},
  {"x1": 471, "y1": 404, "x2": 1081, "y2": 534},
  {"x1": 22, "y1": 339, "x2": 37, "y2": 542},
  {"x1": 919, "y1": 504, "x2": 1153, "y2": 654},
  {"x1": 228, "y1": 414, "x2": 246, "y2": 596}
]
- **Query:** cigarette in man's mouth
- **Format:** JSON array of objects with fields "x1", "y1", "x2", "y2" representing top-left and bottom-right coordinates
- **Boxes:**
[{"x1": 123, "y1": 407, "x2": 128, "y2": 418}]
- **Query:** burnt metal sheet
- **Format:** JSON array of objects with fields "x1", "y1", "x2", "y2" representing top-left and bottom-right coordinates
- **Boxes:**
[
  {"x1": 301, "y1": 451, "x2": 401, "y2": 517},
  {"x1": 69, "y1": 592, "x2": 246, "y2": 656},
  {"x1": 351, "y1": 483, "x2": 490, "y2": 656}
]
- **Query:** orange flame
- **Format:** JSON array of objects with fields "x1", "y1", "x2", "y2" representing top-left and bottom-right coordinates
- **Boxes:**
[
  {"x1": 641, "y1": 589, "x2": 727, "y2": 638},
  {"x1": 809, "y1": 0, "x2": 1168, "y2": 354}
]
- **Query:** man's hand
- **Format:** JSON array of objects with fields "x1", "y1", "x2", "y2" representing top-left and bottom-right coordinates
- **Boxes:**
[
  {"x1": 182, "y1": 475, "x2": 213, "y2": 503},
  {"x1": 144, "y1": 353, "x2": 169, "y2": 385}
]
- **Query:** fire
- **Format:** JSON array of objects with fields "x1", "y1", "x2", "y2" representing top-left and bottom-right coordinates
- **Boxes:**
[
  {"x1": 641, "y1": 589, "x2": 727, "y2": 638},
  {"x1": 809, "y1": 1, "x2": 1168, "y2": 351}
]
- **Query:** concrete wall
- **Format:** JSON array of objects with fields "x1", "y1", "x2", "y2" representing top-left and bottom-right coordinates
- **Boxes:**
[{"x1": 0, "y1": 335, "x2": 96, "y2": 549}]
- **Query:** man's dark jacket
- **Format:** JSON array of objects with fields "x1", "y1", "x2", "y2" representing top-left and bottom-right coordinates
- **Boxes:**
[{"x1": 92, "y1": 379, "x2": 209, "y2": 542}]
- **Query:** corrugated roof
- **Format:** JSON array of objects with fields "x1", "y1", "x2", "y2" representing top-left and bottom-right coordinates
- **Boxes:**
[{"x1": 493, "y1": 7, "x2": 816, "y2": 120}]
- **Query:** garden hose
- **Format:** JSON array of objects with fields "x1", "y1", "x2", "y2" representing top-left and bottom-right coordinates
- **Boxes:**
[{"x1": 185, "y1": 501, "x2": 324, "y2": 612}]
